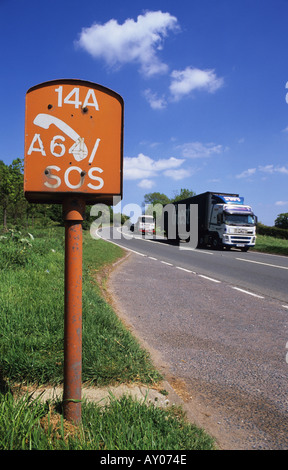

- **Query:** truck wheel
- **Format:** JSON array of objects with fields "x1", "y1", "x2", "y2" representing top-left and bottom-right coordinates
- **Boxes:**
[
  {"x1": 241, "y1": 247, "x2": 249, "y2": 252},
  {"x1": 212, "y1": 236, "x2": 222, "y2": 250},
  {"x1": 197, "y1": 236, "x2": 204, "y2": 248}
]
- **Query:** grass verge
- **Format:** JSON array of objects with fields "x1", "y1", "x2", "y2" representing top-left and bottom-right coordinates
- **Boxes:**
[
  {"x1": 0, "y1": 391, "x2": 215, "y2": 450},
  {"x1": 0, "y1": 226, "x2": 215, "y2": 450},
  {"x1": 0, "y1": 227, "x2": 160, "y2": 386},
  {"x1": 252, "y1": 234, "x2": 288, "y2": 256}
]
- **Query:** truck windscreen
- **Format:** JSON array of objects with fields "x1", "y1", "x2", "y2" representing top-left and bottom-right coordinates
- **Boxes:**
[{"x1": 224, "y1": 213, "x2": 256, "y2": 225}]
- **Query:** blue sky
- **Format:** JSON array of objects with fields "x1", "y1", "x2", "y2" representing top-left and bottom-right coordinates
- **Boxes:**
[{"x1": 1, "y1": 0, "x2": 288, "y2": 225}]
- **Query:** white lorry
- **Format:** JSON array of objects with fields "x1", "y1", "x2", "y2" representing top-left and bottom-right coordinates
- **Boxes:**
[
  {"x1": 132, "y1": 215, "x2": 156, "y2": 235},
  {"x1": 165, "y1": 191, "x2": 257, "y2": 251}
]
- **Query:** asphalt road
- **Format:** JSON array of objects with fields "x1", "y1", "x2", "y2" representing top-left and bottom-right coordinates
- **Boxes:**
[
  {"x1": 97, "y1": 226, "x2": 288, "y2": 449},
  {"x1": 98, "y1": 226, "x2": 288, "y2": 305}
]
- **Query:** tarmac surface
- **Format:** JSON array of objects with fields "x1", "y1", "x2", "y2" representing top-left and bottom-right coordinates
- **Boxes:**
[{"x1": 106, "y1": 251, "x2": 288, "y2": 450}]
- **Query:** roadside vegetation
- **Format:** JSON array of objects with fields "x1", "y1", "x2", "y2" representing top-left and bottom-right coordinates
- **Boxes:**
[
  {"x1": 0, "y1": 227, "x2": 160, "y2": 386},
  {"x1": 0, "y1": 225, "x2": 215, "y2": 450},
  {"x1": 252, "y1": 222, "x2": 288, "y2": 256},
  {"x1": 0, "y1": 391, "x2": 214, "y2": 450},
  {"x1": 252, "y1": 234, "x2": 288, "y2": 256}
]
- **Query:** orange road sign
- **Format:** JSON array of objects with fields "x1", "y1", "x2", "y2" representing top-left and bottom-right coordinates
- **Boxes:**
[{"x1": 24, "y1": 79, "x2": 124, "y2": 204}]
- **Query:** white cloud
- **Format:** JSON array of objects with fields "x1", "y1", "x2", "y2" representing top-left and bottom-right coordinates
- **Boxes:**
[
  {"x1": 143, "y1": 89, "x2": 167, "y2": 109},
  {"x1": 275, "y1": 201, "x2": 288, "y2": 206},
  {"x1": 137, "y1": 179, "x2": 156, "y2": 189},
  {"x1": 177, "y1": 141, "x2": 223, "y2": 159},
  {"x1": 144, "y1": 67, "x2": 224, "y2": 108},
  {"x1": 235, "y1": 164, "x2": 288, "y2": 180},
  {"x1": 76, "y1": 11, "x2": 179, "y2": 77},
  {"x1": 124, "y1": 153, "x2": 185, "y2": 180},
  {"x1": 169, "y1": 66, "x2": 224, "y2": 101},
  {"x1": 163, "y1": 168, "x2": 191, "y2": 180},
  {"x1": 236, "y1": 168, "x2": 256, "y2": 179},
  {"x1": 277, "y1": 166, "x2": 288, "y2": 174},
  {"x1": 76, "y1": 12, "x2": 224, "y2": 107},
  {"x1": 259, "y1": 164, "x2": 288, "y2": 175},
  {"x1": 258, "y1": 164, "x2": 275, "y2": 174}
]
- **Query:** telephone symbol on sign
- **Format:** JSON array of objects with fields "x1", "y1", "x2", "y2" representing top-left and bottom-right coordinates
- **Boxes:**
[{"x1": 33, "y1": 113, "x2": 88, "y2": 162}]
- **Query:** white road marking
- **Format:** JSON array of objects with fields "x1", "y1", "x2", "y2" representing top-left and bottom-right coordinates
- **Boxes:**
[
  {"x1": 176, "y1": 267, "x2": 195, "y2": 274},
  {"x1": 230, "y1": 286, "x2": 264, "y2": 299},
  {"x1": 180, "y1": 247, "x2": 214, "y2": 255},
  {"x1": 236, "y1": 258, "x2": 288, "y2": 270},
  {"x1": 124, "y1": 248, "x2": 146, "y2": 256},
  {"x1": 161, "y1": 261, "x2": 173, "y2": 266},
  {"x1": 198, "y1": 275, "x2": 221, "y2": 283}
]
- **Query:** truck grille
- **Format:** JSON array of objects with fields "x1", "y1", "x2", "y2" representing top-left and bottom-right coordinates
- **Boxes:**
[{"x1": 230, "y1": 236, "x2": 251, "y2": 245}]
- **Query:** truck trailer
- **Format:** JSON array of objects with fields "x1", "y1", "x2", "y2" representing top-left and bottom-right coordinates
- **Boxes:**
[{"x1": 164, "y1": 192, "x2": 257, "y2": 251}]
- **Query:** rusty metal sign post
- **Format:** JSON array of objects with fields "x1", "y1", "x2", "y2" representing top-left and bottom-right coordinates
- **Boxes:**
[
  {"x1": 63, "y1": 197, "x2": 85, "y2": 423},
  {"x1": 24, "y1": 79, "x2": 124, "y2": 424}
]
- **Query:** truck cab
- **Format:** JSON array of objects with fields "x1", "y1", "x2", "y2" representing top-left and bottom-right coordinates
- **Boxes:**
[{"x1": 207, "y1": 196, "x2": 257, "y2": 251}]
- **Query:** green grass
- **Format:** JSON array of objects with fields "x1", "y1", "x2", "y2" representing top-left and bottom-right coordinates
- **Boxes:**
[
  {"x1": 252, "y1": 234, "x2": 288, "y2": 256},
  {"x1": 0, "y1": 225, "x2": 215, "y2": 450},
  {"x1": 0, "y1": 227, "x2": 160, "y2": 386},
  {"x1": 0, "y1": 391, "x2": 215, "y2": 450}
]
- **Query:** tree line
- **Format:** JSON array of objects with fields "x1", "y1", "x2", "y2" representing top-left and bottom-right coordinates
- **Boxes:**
[
  {"x1": 0, "y1": 158, "x2": 129, "y2": 231},
  {"x1": 1, "y1": 159, "x2": 288, "y2": 231},
  {"x1": 143, "y1": 188, "x2": 196, "y2": 207},
  {"x1": 0, "y1": 158, "x2": 66, "y2": 230}
]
